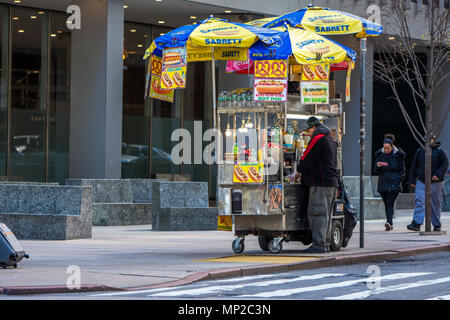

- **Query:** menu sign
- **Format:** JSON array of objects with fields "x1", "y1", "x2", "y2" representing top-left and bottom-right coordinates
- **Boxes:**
[
  {"x1": 301, "y1": 64, "x2": 330, "y2": 81},
  {"x1": 300, "y1": 81, "x2": 329, "y2": 104},
  {"x1": 149, "y1": 55, "x2": 174, "y2": 103},
  {"x1": 255, "y1": 60, "x2": 288, "y2": 78},
  {"x1": 232, "y1": 163, "x2": 264, "y2": 184},
  {"x1": 161, "y1": 46, "x2": 187, "y2": 89},
  {"x1": 253, "y1": 60, "x2": 288, "y2": 102}
]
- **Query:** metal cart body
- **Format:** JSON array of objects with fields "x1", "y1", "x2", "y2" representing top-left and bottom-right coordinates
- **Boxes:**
[{"x1": 217, "y1": 97, "x2": 345, "y2": 254}]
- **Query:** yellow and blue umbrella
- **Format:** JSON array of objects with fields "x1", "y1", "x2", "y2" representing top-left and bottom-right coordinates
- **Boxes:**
[
  {"x1": 249, "y1": 26, "x2": 356, "y2": 65},
  {"x1": 144, "y1": 16, "x2": 285, "y2": 60},
  {"x1": 248, "y1": 5, "x2": 383, "y2": 38}
]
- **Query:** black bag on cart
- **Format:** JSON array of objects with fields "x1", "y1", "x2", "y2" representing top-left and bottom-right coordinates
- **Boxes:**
[
  {"x1": 338, "y1": 181, "x2": 358, "y2": 248},
  {"x1": 0, "y1": 223, "x2": 29, "y2": 268}
]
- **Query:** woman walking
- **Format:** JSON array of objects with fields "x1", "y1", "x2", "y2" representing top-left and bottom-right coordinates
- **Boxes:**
[{"x1": 373, "y1": 134, "x2": 406, "y2": 231}]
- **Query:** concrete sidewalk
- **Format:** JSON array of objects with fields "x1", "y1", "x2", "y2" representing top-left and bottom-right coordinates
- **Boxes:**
[{"x1": 0, "y1": 210, "x2": 449, "y2": 294}]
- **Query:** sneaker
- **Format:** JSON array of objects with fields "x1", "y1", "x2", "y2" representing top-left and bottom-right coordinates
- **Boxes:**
[
  {"x1": 407, "y1": 222, "x2": 420, "y2": 231},
  {"x1": 385, "y1": 222, "x2": 392, "y2": 231},
  {"x1": 302, "y1": 245, "x2": 327, "y2": 254},
  {"x1": 433, "y1": 226, "x2": 441, "y2": 232}
]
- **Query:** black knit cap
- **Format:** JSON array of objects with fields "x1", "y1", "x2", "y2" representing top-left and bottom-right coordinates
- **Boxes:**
[{"x1": 305, "y1": 116, "x2": 322, "y2": 130}]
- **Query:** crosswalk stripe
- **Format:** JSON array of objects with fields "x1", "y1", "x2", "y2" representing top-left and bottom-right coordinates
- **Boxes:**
[
  {"x1": 427, "y1": 294, "x2": 450, "y2": 300},
  {"x1": 149, "y1": 273, "x2": 346, "y2": 297},
  {"x1": 326, "y1": 276, "x2": 450, "y2": 300},
  {"x1": 91, "y1": 273, "x2": 292, "y2": 297},
  {"x1": 213, "y1": 273, "x2": 286, "y2": 283},
  {"x1": 91, "y1": 285, "x2": 189, "y2": 297},
  {"x1": 238, "y1": 273, "x2": 432, "y2": 298}
]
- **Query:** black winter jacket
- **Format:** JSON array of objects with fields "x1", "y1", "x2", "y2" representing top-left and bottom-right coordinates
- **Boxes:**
[
  {"x1": 409, "y1": 142, "x2": 449, "y2": 184},
  {"x1": 297, "y1": 124, "x2": 339, "y2": 187},
  {"x1": 373, "y1": 147, "x2": 406, "y2": 193}
]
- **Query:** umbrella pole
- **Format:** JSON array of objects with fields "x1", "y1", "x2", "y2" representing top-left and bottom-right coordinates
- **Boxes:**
[
  {"x1": 212, "y1": 57, "x2": 217, "y2": 131},
  {"x1": 360, "y1": 37, "x2": 367, "y2": 248}
]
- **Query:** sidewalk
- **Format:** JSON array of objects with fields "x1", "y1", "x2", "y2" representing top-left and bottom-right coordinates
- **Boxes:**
[{"x1": 0, "y1": 210, "x2": 449, "y2": 294}]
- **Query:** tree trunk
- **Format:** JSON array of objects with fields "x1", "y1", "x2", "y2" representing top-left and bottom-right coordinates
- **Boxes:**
[
  {"x1": 424, "y1": 2, "x2": 435, "y2": 233},
  {"x1": 425, "y1": 104, "x2": 432, "y2": 233}
]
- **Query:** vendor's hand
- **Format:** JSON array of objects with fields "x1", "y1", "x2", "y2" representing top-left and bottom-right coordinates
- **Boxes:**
[
  {"x1": 290, "y1": 171, "x2": 300, "y2": 183},
  {"x1": 411, "y1": 184, "x2": 416, "y2": 188},
  {"x1": 432, "y1": 175, "x2": 440, "y2": 181},
  {"x1": 377, "y1": 162, "x2": 382, "y2": 167}
]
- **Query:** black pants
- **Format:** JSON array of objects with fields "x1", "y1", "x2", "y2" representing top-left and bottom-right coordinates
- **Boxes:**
[{"x1": 379, "y1": 192, "x2": 399, "y2": 225}]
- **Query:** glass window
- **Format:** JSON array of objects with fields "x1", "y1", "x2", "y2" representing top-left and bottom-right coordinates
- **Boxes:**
[
  {"x1": 10, "y1": 8, "x2": 46, "y2": 181},
  {"x1": 182, "y1": 61, "x2": 213, "y2": 184},
  {"x1": 0, "y1": 7, "x2": 8, "y2": 177},
  {"x1": 48, "y1": 13, "x2": 70, "y2": 184},
  {"x1": 150, "y1": 26, "x2": 181, "y2": 178},
  {"x1": 122, "y1": 22, "x2": 152, "y2": 178}
]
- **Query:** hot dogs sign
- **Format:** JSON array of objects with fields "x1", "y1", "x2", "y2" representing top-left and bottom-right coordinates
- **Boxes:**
[
  {"x1": 233, "y1": 163, "x2": 264, "y2": 184},
  {"x1": 253, "y1": 60, "x2": 288, "y2": 102},
  {"x1": 161, "y1": 46, "x2": 187, "y2": 89},
  {"x1": 300, "y1": 63, "x2": 330, "y2": 104}
]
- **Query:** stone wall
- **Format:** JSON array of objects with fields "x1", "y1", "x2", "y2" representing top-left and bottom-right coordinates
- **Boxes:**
[
  {"x1": 0, "y1": 184, "x2": 92, "y2": 240},
  {"x1": 152, "y1": 181, "x2": 218, "y2": 231},
  {"x1": 66, "y1": 179, "x2": 161, "y2": 226}
]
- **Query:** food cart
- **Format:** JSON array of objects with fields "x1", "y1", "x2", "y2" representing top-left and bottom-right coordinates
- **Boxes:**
[
  {"x1": 217, "y1": 86, "x2": 346, "y2": 254},
  {"x1": 144, "y1": 15, "x2": 362, "y2": 254}
]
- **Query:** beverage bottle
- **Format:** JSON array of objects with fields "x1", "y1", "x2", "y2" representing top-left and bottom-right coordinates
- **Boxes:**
[{"x1": 218, "y1": 92, "x2": 224, "y2": 107}]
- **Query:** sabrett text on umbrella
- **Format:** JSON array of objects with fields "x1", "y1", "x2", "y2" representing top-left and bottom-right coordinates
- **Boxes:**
[
  {"x1": 315, "y1": 25, "x2": 350, "y2": 32},
  {"x1": 205, "y1": 38, "x2": 242, "y2": 45}
]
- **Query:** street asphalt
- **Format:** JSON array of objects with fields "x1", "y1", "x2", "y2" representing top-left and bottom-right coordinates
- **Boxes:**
[
  {"x1": 3, "y1": 252, "x2": 450, "y2": 300},
  {"x1": 0, "y1": 210, "x2": 449, "y2": 296}
]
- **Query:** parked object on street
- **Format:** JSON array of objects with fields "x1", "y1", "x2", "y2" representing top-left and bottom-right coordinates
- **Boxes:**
[
  {"x1": 408, "y1": 138, "x2": 449, "y2": 232},
  {"x1": 0, "y1": 223, "x2": 29, "y2": 268},
  {"x1": 373, "y1": 134, "x2": 406, "y2": 231}
]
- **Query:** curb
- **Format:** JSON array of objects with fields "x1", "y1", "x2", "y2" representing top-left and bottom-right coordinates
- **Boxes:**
[
  {"x1": 124, "y1": 243, "x2": 450, "y2": 291},
  {"x1": 0, "y1": 284, "x2": 124, "y2": 296},
  {"x1": 1, "y1": 243, "x2": 449, "y2": 295}
]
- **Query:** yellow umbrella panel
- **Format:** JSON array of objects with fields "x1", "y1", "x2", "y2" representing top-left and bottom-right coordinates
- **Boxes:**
[
  {"x1": 247, "y1": 6, "x2": 383, "y2": 38},
  {"x1": 249, "y1": 27, "x2": 356, "y2": 65}
]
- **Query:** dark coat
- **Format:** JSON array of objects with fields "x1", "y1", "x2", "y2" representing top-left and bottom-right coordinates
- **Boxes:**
[
  {"x1": 297, "y1": 124, "x2": 339, "y2": 187},
  {"x1": 409, "y1": 142, "x2": 449, "y2": 184},
  {"x1": 373, "y1": 147, "x2": 406, "y2": 194}
]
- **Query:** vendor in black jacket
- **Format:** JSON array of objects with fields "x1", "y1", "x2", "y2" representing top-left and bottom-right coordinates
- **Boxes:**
[
  {"x1": 292, "y1": 116, "x2": 339, "y2": 253},
  {"x1": 373, "y1": 134, "x2": 406, "y2": 231}
]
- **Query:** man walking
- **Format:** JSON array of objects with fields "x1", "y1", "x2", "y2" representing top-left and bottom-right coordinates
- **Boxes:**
[
  {"x1": 407, "y1": 136, "x2": 449, "y2": 232},
  {"x1": 293, "y1": 117, "x2": 339, "y2": 253}
]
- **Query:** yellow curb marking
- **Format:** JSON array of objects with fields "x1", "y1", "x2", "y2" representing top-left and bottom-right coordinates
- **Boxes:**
[{"x1": 197, "y1": 255, "x2": 320, "y2": 264}]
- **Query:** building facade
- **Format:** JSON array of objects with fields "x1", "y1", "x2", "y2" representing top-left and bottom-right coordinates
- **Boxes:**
[{"x1": 0, "y1": 0, "x2": 448, "y2": 198}]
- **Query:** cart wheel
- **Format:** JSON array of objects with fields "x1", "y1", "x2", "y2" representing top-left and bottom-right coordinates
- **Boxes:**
[
  {"x1": 232, "y1": 238, "x2": 245, "y2": 254},
  {"x1": 268, "y1": 239, "x2": 283, "y2": 254},
  {"x1": 330, "y1": 220, "x2": 343, "y2": 252},
  {"x1": 258, "y1": 234, "x2": 270, "y2": 251},
  {"x1": 13, "y1": 264, "x2": 17, "y2": 268}
]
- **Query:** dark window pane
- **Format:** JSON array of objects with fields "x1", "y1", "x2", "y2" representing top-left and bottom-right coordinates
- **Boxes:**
[
  {"x1": 122, "y1": 22, "x2": 152, "y2": 178},
  {"x1": 0, "y1": 7, "x2": 8, "y2": 177},
  {"x1": 10, "y1": 8, "x2": 45, "y2": 181},
  {"x1": 48, "y1": 13, "x2": 70, "y2": 184}
]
